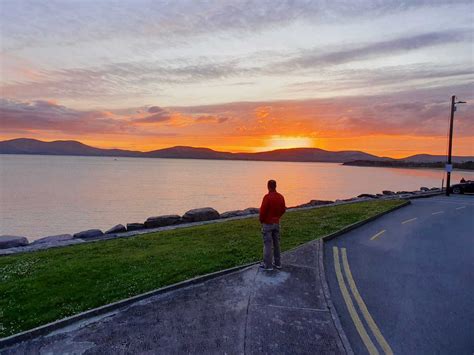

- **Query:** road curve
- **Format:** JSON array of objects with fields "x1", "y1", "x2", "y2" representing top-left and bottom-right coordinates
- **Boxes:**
[{"x1": 325, "y1": 195, "x2": 474, "y2": 354}]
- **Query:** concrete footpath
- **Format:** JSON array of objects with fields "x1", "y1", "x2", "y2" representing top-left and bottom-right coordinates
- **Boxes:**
[{"x1": 1, "y1": 240, "x2": 349, "y2": 354}]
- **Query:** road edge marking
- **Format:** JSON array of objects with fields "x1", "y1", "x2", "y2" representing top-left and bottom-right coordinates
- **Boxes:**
[
  {"x1": 401, "y1": 217, "x2": 417, "y2": 224},
  {"x1": 333, "y1": 247, "x2": 379, "y2": 355},
  {"x1": 455, "y1": 206, "x2": 466, "y2": 210},
  {"x1": 370, "y1": 230, "x2": 386, "y2": 241},
  {"x1": 432, "y1": 211, "x2": 444, "y2": 215},
  {"x1": 341, "y1": 248, "x2": 394, "y2": 355}
]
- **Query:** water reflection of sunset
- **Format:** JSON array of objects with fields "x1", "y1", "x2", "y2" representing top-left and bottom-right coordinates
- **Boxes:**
[{"x1": 3, "y1": 155, "x2": 473, "y2": 240}]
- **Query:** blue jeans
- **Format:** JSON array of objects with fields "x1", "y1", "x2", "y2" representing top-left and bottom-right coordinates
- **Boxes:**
[{"x1": 261, "y1": 223, "x2": 281, "y2": 268}]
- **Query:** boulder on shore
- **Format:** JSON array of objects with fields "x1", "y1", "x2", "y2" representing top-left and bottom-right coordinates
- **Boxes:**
[
  {"x1": 73, "y1": 229, "x2": 104, "y2": 239},
  {"x1": 0, "y1": 235, "x2": 29, "y2": 249},
  {"x1": 220, "y1": 210, "x2": 244, "y2": 219},
  {"x1": 145, "y1": 215, "x2": 181, "y2": 228},
  {"x1": 105, "y1": 224, "x2": 126, "y2": 234},
  {"x1": 220, "y1": 208, "x2": 259, "y2": 218},
  {"x1": 312, "y1": 199, "x2": 333, "y2": 205},
  {"x1": 182, "y1": 207, "x2": 220, "y2": 223},
  {"x1": 297, "y1": 200, "x2": 334, "y2": 208},
  {"x1": 357, "y1": 194, "x2": 377, "y2": 199},
  {"x1": 127, "y1": 223, "x2": 145, "y2": 231},
  {"x1": 32, "y1": 234, "x2": 73, "y2": 245},
  {"x1": 420, "y1": 187, "x2": 430, "y2": 191},
  {"x1": 242, "y1": 207, "x2": 259, "y2": 215},
  {"x1": 430, "y1": 187, "x2": 440, "y2": 191},
  {"x1": 382, "y1": 190, "x2": 395, "y2": 195}
]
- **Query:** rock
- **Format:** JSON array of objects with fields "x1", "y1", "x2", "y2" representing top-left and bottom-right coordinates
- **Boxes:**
[
  {"x1": 32, "y1": 234, "x2": 73, "y2": 245},
  {"x1": 382, "y1": 190, "x2": 395, "y2": 195},
  {"x1": 73, "y1": 229, "x2": 104, "y2": 239},
  {"x1": 127, "y1": 223, "x2": 145, "y2": 231},
  {"x1": 105, "y1": 224, "x2": 126, "y2": 234},
  {"x1": 182, "y1": 207, "x2": 220, "y2": 223},
  {"x1": 420, "y1": 187, "x2": 430, "y2": 191},
  {"x1": 376, "y1": 193, "x2": 384, "y2": 197},
  {"x1": 220, "y1": 210, "x2": 243, "y2": 218},
  {"x1": 357, "y1": 194, "x2": 377, "y2": 198},
  {"x1": 297, "y1": 200, "x2": 334, "y2": 208},
  {"x1": 145, "y1": 215, "x2": 181, "y2": 228},
  {"x1": 0, "y1": 235, "x2": 29, "y2": 249},
  {"x1": 219, "y1": 207, "x2": 259, "y2": 218},
  {"x1": 430, "y1": 187, "x2": 440, "y2": 191},
  {"x1": 309, "y1": 200, "x2": 333, "y2": 206}
]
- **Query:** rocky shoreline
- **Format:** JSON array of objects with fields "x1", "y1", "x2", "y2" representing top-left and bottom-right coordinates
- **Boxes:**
[
  {"x1": 0, "y1": 187, "x2": 442, "y2": 255},
  {"x1": 343, "y1": 159, "x2": 474, "y2": 170}
]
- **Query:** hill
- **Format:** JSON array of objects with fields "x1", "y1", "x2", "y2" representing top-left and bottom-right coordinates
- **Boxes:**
[
  {"x1": 1, "y1": 138, "x2": 472, "y2": 164},
  {"x1": 232, "y1": 148, "x2": 381, "y2": 162},
  {"x1": 400, "y1": 154, "x2": 473, "y2": 163},
  {"x1": 144, "y1": 146, "x2": 232, "y2": 160},
  {"x1": 0, "y1": 138, "x2": 383, "y2": 163},
  {"x1": 0, "y1": 138, "x2": 142, "y2": 157}
]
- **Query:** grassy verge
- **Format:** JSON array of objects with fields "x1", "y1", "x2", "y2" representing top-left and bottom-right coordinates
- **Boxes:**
[{"x1": 0, "y1": 199, "x2": 404, "y2": 337}]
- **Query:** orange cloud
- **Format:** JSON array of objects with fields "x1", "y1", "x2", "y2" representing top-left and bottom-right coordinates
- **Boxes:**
[
  {"x1": 1, "y1": 94, "x2": 473, "y2": 157},
  {"x1": 255, "y1": 106, "x2": 272, "y2": 120}
]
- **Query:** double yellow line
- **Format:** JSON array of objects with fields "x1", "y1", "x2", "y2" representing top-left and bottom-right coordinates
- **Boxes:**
[{"x1": 333, "y1": 247, "x2": 393, "y2": 355}]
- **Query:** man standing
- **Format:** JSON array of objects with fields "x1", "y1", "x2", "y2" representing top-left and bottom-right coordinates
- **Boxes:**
[{"x1": 259, "y1": 179, "x2": 286, "y2": 271}]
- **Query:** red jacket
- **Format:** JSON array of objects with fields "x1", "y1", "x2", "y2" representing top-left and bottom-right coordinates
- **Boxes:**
[{"x1": 259, "y1": 191, "x2": 286, "y2": 224}]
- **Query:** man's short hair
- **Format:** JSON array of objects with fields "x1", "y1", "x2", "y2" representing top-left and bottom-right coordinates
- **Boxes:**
[{"x1": 267, "y1": 179, "x2": 277, "y2": 189}]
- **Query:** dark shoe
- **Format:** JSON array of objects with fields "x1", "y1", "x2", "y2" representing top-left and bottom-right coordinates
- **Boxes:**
[
  {"x1": 273, "y1": 263, "x2": 282, "y2": 270},
  {"x1": 259, "y1": 263, "x2": 273, "y2": 271}
]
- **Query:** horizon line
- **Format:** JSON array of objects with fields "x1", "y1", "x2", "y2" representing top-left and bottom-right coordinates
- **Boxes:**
[{"x1": 2, "y1": 137, "x2": 473, "y2": 160}]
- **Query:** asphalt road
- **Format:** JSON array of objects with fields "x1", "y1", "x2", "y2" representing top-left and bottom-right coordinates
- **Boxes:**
[{"x1": 325, "y1": 195, "x2": 474, "y2": 355}]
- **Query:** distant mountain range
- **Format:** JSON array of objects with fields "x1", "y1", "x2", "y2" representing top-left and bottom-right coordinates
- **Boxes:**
[{"x1": 1, "y1": 138, "x2": 472, "y2": 164}]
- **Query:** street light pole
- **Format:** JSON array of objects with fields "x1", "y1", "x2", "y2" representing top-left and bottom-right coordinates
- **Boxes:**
[
  {"x1": 445, "y1": 95, "x2": 466, "y2": 196},
  {"x1": 446, "y1": 95, "x2": 455, "y2": 196}
]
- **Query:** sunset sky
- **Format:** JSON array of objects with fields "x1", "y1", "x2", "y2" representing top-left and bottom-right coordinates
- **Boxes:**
[{"x1": 1, "y1": 0, "x2": 473, "y2": 157}]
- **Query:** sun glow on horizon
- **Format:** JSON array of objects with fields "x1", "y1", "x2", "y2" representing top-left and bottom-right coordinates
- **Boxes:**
[{"x1": 261, "y1": 136, "x2": 316, "y2": 151}]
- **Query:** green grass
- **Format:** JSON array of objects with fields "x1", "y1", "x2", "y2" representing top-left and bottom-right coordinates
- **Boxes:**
[{"x1": 0, "y1": 199, "x2": 404, "y2": 337}]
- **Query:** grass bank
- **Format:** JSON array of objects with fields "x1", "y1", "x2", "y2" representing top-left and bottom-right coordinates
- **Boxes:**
[{"x1": 0, "y1": 199, "x2": 404, "y2": 337}]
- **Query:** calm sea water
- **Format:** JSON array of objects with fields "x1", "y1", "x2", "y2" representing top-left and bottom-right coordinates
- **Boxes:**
[{"x1": 1, "y1": 154, "x2": 472, "y2": 241}]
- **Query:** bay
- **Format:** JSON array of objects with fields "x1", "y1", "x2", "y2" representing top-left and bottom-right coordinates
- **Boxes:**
[{"x1": 1, "y1": 154, "x2": 471, "y2": 241}]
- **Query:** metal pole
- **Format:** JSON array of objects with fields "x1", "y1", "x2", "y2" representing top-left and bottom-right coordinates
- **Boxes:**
[{"x1": 446, "y1": 95, "x2": 455, "y2": 196}]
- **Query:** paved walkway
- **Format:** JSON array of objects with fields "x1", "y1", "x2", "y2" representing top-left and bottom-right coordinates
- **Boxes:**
[
  {"x1": 325, "y1": 195, "x2": 474, "y2": 354},
  {"x1": 2, "y1": 240, "x2": 348, "y2": 354}
]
